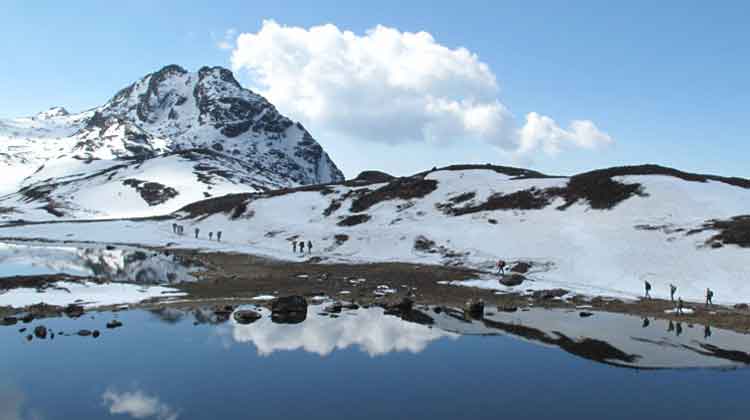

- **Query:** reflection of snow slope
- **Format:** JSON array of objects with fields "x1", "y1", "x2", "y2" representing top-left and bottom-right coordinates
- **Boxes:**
[
  {"x1": 471, "y1": 309, "x2": 750, "y2": 370},
  {"x1": 228, "y1": 305, "x2": 456, "y2": 357},
  {"x1": 0, "y1": 242, "x2": 196, "y2": 284},
  {"x1": 0, "y1": 281, "x2": 184, "y2": 308}
]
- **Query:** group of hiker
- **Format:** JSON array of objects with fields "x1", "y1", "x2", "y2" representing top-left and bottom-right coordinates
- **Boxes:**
[
  {"x1": 172, "y1": 223, "x2": 222, "y2": 242},
  {"x1": 292, "y1": 240, "x2": 313, "y2": 255},
  {"x1": 644, "y1": 280, "x2": 715, "y2": 314}
]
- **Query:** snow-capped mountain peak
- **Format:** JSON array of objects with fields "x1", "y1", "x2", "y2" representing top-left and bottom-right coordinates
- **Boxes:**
[{"x1": 0, "y1": 64, "x2": 344, "y2": 218}]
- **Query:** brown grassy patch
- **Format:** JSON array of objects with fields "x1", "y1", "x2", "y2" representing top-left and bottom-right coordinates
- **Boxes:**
[{"x1": 350, "y1": 177, "x2": 438, "y2": 212}]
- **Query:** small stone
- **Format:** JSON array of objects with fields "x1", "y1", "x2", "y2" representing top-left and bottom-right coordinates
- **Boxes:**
[{"x1": 33, "y1": 326, "x2": 47, "y2": 339}]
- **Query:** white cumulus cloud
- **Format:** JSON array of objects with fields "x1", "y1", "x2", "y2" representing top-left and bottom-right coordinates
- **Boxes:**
[{"x1": 227, "y1": 20, "x2": 613, "y2": 158}]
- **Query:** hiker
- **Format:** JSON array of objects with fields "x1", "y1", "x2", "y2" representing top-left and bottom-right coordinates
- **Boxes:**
[
  {"x1": 675, "y1": 322, "x2": 683, "y2": 336},
  {"x1": 172, "y1": 223, "x2": 177, "y2": 234},
  {"x1": 209, "y1": 232, "x2": 213, "y2": 241},
  {"x1": 669, "y1": 284, "x2": 677, "y2": 302},
  {"x1": 299, "y1": 241, "x2": 305, "y2": 255},
  {"x1": 307, "y1": 240, "x2": 312, "y2": 254},
  {"x1": 496, "y1": 259, "x2": 506, "y2": 275},
  {"x1": 179, "y1": 225, "x2": 184, "y2": 235},
  {"x1": 195, "y1": 228, "x2": 200, "y2": 239},
  {"x1": 292, "y1": 241, "x2": 297, "y2": 253},
  {"x1": 667, "y1": 320, "x2": 675, "y2": 332},
  {"x1": 704, "y1": 325, "x2": 712, "y2": 339},
  {"x1": 644, "y1": 280, "x2": 652, "y2": 299},
  {"x1": 677, "y1": 297, "x2": 684, "y2": 315},
  {"x1": 642, "y1": 317, "x2": 650, "y2": 328},
  {"x1": 217, "y1": 231, "x2": 222, "y2": 242},
  {"x1": 706, "y1": 288, "x2": 714, "y2": 307}
]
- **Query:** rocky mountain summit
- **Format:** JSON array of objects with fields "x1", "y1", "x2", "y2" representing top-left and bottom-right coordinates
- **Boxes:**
[{"x1": 0, "y1": 65, "x2": 344, "y2": 219}]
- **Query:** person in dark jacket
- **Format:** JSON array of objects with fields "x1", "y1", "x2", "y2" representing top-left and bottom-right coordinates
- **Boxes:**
[
  {"x1": 644, "y1": 280, "x2": 652, "y2": 299},
  {"x1": 209, "y1": 232, "x2": 213, "y2": 241},
  {"x1": 195, "y1": 228, "x2": 200, "y2": 239},
  {"x1": 292, "y1": 241, "x2": 297, "y2": 253},
  {"x1": 706, "y1": 288, "x2": 714, "y2": 307},
  {"x1": 217, "y1": 231, "x2": 222, "y2": 242},
  {"x1": 669, "y1": 284, "x2": 677, "y2": 302},
  {"x1": 307, "y1": 240, "x2": 312, "y2": 254}
]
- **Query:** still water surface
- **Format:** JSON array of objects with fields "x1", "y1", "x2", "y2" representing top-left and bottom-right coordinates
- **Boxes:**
[{"x1": 2, "y1": 304, "x2": 749, "y2": 420}]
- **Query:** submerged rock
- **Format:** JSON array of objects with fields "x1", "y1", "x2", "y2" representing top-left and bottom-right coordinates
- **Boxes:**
[
  {"x1": 106, "y1": 320, "x2": 123, "y2": 329},
  {"x1": 77, "y1": 329, "x2": 92, "y2": 337},
  {"x1": 233, "y1": 310, "x2": 262, "y2": 325},
  {"x1": 33, "y1": 325, "x2": 47, "y2": 339}
]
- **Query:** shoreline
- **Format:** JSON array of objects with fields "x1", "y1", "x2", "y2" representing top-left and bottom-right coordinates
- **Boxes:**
[{"x1": 1, "y1": 238, "x2": 749, "y2": 334}]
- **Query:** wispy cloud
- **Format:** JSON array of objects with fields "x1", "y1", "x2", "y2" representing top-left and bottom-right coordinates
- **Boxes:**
[{"x1": 216, "y1": 28, "x2": 237, "y2": 50}]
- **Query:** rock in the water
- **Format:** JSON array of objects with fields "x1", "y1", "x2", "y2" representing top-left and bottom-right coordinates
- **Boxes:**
[
  {"x1": 1, "y1": 317, "x2": 17, "y2": 326},
  {"x1": 579, "y1": 312, "x2": 594, "y2": 318},
  {"x1": 271, "y1": 296, "x2": 308, "y2": 324},
  {"x1": 33, "y1": 325, "x2": 47, "y2": 339},
  {"x1": 77, "y1": 329, "x2": 92, "y2": 337},
  {"x1": 65, "y1": 305, "x2": 85, "y2": 318},
  {"x1": 106, "y1": 320, "x2": 123, "y2": 329},
  {"x1": 465, "y1": 300, "x2": 485, "y2": 319},
  {"x1": 499, "y1": 273, "x2": 525, "y2": 286},
  {"x1": 92, "y1": 330, "x2": 100, "y2": 338},
  {"x1": 233, "y1": 310, "x2": 262, "y2": 325}
]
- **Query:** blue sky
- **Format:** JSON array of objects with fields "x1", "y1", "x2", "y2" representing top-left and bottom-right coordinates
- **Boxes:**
[{"x1": 2, "y1": 1, "x2": 748, "y2": 177}]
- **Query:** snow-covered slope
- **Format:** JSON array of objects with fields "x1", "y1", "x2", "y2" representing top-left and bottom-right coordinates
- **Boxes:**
[
  {"x1": 0, "y1": 65, "x2": 343, "y2": 219},
  {"x1": 2, "y1": 165, "x2": 748, "y2": 303}
]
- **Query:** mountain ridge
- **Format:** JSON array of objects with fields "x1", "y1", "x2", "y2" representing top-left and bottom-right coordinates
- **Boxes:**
[{"x1": 0, "y1": 64, "x2": 345, "y2": 219}]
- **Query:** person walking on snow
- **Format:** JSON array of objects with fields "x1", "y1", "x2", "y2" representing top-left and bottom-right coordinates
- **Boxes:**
[
  {"x1": 217, "y1": 231, "x2": 222, "y2": 242},
  {"x1": 644, "y1": 280, "x2": 652, "y2": 299},
  {"x1": 677, "y1": 297, "x2": 684, "y2": 315},
  {"x1": 706, "y1": 288, "x2": 714, "y2": 307},
  {"x1": 307, "y1": 240, "x2": 312, "y2": 255},
  {"x1": 496, "y1": 260, "x2": 506, "y2": 275},
  {"x1": 194, "y1": 228, "x2": 200, "y2": 239},
  {"x1": 292, "y1": 241, "x2": 297, "y2": 253},
  {"x1": 209, "y1": 232, "x2": 213, "y2": 241},
  {"x1": 669, "y1": 284, "x2": 677, "y2": 302},
  {"x1": 172, "y1": 223, "x2": 177, "y2": 234}
]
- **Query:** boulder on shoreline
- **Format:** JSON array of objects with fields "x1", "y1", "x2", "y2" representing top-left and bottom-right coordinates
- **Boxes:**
[{"x1": 271, "y1": 296, "x2": 308, "y2": 324}]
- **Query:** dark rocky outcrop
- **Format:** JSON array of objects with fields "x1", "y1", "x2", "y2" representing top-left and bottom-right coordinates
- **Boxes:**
[{"x1": 271, "y1": 296, "x2": 308, "y2": 324}]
